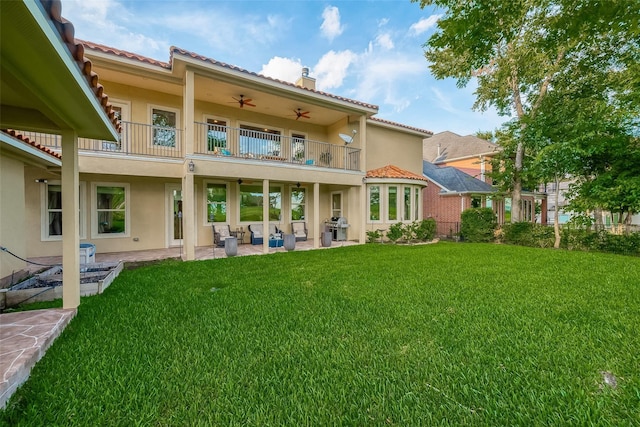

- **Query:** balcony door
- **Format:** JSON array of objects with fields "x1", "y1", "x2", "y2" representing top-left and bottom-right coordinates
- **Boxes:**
[{"x1": 166, "y1": 184, "x2": 183, "y2": 247}]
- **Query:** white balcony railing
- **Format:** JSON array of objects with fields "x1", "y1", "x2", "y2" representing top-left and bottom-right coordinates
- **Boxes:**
[
  {"x1": 193, "y1": 122, "x2": 361, "y2": 171},
  {"x1": 17, "y1": 121, "x2": 361, "y2": 171}
]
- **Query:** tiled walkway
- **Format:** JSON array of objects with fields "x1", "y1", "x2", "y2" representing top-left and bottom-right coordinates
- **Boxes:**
[{"x1": 1, "y1": 238, "x2": 356, "y2": 408}]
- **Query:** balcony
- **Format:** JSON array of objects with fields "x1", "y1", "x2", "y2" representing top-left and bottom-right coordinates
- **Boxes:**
[
  {"x1": 18, "y1": 121, "x2": 361, "y2": 171},
  {"x1": 193, "y1": 122, "x2": 360, "y2": 171}
]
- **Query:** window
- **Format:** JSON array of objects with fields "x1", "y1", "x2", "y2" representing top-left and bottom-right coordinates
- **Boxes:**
[
  {"x1": 291, "y1": 133, "x2": 306, "y2": 161},
  {"x1": 206, "y1": 118, "x2": 227, "y2": 151},
  {"x1": 206, "y1": 183, "x2": 227, "y2": 223},
  {"x1": 388, "y1": 186, "x2": 398, "y2": 221},
  {"x1": 291, "y1": 187, "x2": 306, "y2": 220},
  {"x1": 46, "y1": 184, "x2": 62, "y2": 237},
  {"x1": 92, "y1": 183, "x2": 129, "y2": 237},
  {"x1": 239, "y1": 184, "x2": 281, "y2": 222},
  {"x1": 404, "y1": 187, "x2": 411, "y2": 221},
  {"x1": 151, "y1": 107, "x2": 178, "y2": 147},
  {"x1": 472, "y1": 196, "x2": 482, "y2": 208},
  {"x1": 369, "y1": 186, "x2": 380, "y2": 221},
  {"x1": 41, "y1": 182, "x2": 86, "y2": 240},
  {"x1": 331, "y1": 192, "x2": 343, "y2": 218},
  {"x1": 414, "y1": 187, "x2": 420, "y2": 220},
  {"x1": 239, "y1": 125, "x2": 281, "y2": 156}
]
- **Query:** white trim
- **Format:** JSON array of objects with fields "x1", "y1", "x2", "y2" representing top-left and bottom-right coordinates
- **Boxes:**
[
  {"x1": 91, "y1": 182, "x2": 130, "y2": 239},
  {"x1": 40, "y1": 181, "x2": 86, "y2": 241},
  {"x1": 330, "y1": 191, "x2": 343, "y2": 219},
  {"x1": 148, "y1": 104, "x2": 181, "y2": 151},
  {"x1": 367, "y1": 184, "x2": 382, "y2": 223},
  {"x1": 203, "y1": 180, "x2": 229, "y2": 225},
  {"x1": 290, "y1": 185, "x2": 307, "y2": 222},
  {"x1": 166, "y1": 183, "x2": 183, "y2": 247},
  {"x1": 110, "y1": 99, "x2": 131, "y2": 122}
]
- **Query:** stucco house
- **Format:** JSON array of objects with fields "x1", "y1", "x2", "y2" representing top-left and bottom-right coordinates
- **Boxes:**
[
  {"x1": 4, "y1": 35, "x2": 431, "y2": 284},
  {"x1": 1, "y1": 0, "x2": 120, "y2": 308}
]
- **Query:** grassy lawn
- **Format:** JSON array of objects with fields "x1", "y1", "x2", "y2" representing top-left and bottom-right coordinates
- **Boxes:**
[{"x1": 2, "y1": 243, "x2": 639, "y2": 425}]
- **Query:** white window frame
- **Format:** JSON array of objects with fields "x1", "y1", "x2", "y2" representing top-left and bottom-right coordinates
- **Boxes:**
[
  {"x1": 91, "y1": 182, "x2": 130, "y2": 239},
  {"x1": 290, "y1": 185, "x2": 307, "y2": 221},
  {"x1": 204, "y1": 180, "x2": 229, "y2": 225},
  {"x1": 290, "y1": 131, "x2": 307, "y2": 162},
  {"x1": 237, "y1": 183, "x2": 283, "y2": 224},
  {"x1": 238, "y1": 121, "x2": 283, "y2": 157},
  {"x1": 40, "y1": 181, "x2": 86, "y2": 241},
  {"x1": 331, "y1": 191, "x2": 343, "y2": 219},
  {"x1": 387, "y1": 185, "x2": 399, "y2": 222},
  {"x1": 148, "y1": 104, "x2": 181, "y2": 150},
  {"x1": 368, "y1": 185, "x2": 382, "y2": 223},
  {"x1": 203, "y1": 115, "x2": 230, "y2": 153}
]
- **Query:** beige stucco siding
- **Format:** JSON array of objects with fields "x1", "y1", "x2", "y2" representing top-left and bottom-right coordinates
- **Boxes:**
[
  {"x1": 1, "y1": 155, "x2": 27, "y2": 280},
  {"x1": 366, "y1": 125, "x2": 424, "y2": 173}
]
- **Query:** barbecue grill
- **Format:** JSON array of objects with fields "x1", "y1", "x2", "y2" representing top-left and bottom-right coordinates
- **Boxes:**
[{"x1": 325, "y1": 217, "x2": 349, "y2": 241}]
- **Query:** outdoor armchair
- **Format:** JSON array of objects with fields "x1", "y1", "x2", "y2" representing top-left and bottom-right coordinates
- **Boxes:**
[
  {"x1": 212, "y1": 224, "x2": 233, "y2": 247},
  {"x1": 291, "y1": 221, "x2": 308, "y2": 241}
]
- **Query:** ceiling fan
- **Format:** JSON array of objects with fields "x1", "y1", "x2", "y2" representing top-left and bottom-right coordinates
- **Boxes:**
[
  {"x1": 231, "y1": 95, "x2": 255, "y2": 108},
  {"x1": 293, "y1": 108, "x2": 311, "y2": 120}
]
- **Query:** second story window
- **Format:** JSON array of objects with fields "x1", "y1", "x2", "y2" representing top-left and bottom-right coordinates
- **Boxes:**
[
  {"x1": 206, "y1": 118, "x2": 227, "y2": 151},
  {"x1": 152, "y1": 107, "x2": 177, "y2": 147},
  {"x1": 240, "y1": 125, "x2": 281, "y2": 157}
]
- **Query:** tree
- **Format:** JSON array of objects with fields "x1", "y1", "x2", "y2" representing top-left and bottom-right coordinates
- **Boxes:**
[{"x1": 413, "y1": 0, "x2": 640, "y2": 222}]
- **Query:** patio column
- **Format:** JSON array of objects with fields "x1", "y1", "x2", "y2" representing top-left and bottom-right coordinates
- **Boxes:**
[
  {"x1": 359, "y1": 182, "x2": 366, "y2": 244},
  {"x1": 182, "y1": 69, "x2": 195, "y2": 260},
  {"x1": 61, "y1": 130, "x2": 80, "y2": 309},
  {"x1": 313, "y1": 182, "x2": 320, "y2": 249},
  {"x1": 263, "y1": 179, "x2": 269, "y2": 254}
]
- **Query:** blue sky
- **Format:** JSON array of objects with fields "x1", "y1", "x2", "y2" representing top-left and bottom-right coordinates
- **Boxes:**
[{"x1": 62, "y1": 0, "x2": 508, "y2": 135}]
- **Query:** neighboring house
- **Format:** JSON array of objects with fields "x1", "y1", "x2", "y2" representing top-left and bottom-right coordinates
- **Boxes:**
[
  {"x1": 422, "y1": 161, "x2": 500, "y2": 237},
  {"x1": 12, "y1": 39, "x2": 431, "y2": 267},
  {"x1": 423, "y1": 131, "x2": 501, "y2": 183},
  {"x1": 1, "y1": 0, "x2": 119, "y2": 308},
  {"x1": 423, "y1": 131, "x2": 540, "y2": 224}
]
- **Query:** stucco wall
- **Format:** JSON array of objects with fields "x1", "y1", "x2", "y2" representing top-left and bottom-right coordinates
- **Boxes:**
[
  {"x1": 1, "y1": 155, "x2": 27, "y2": 280},
  {"x1": 366, "y1": 124, "x2": 424, "y2": 174}
]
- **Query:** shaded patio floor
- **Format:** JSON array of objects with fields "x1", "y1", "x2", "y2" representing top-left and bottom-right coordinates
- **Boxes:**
[{"x1": 1, "y1": 238, "x2": 357, "y2": 408}]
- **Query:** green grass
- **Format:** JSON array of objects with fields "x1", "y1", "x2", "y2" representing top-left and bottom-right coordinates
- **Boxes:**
[{"x1": 2, "y1": 243, "x2": 639, "y2": 426}]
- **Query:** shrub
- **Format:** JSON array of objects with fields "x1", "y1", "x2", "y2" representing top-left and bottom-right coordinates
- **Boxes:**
[
  {"x1": 366, "y1": 230, "x2": 382, "y2": 243},
  {"x1": 502, "y1": 222, "x2": 554, "y2": 248},
  {"x1": 414, "y1": 218, "x2": 437, "y2": 241},
  {"x1": 386, "y1": 223, "x2": 405, "y2": 243},
  {"x1": 562, "y1": 228, "x2": 640, "y2": 256},
  {"x1": 460, "y1": 208, "x2": 497, "y2": 243}
]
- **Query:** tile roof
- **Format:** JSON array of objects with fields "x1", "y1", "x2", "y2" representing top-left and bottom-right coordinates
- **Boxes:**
[
  {"x1": 366, "y1": 164, "x2": 429, "y2": 183},
  {"x1": 3, "y1": 129, "x2": 62, "y2": 159},
  {"x1": 423, "y1": 131, "x2": 501, "y2": 163},
  {"x1": 368, "y1": 117, "x2": 433, "y2": 136},
  {"x1": 79, "y1": 41, "x2": 379, "y2": 111},
  {"x1": 423, "y1": 161, "x2": 494, "y2": 193},
  {"x1": 41, "y1": 0, "x2": 120, "y2": 132}
]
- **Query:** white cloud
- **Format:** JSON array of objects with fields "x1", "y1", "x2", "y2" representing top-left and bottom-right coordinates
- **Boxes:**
[
  {"x1": 375, "y1": 33, "x2": 394, "y2": 50},
  {"x1": 409, "y1": 15, "x2": 441, "y2": 36},
  {"x1": 259, "y1": 57, "x2": 304, "y2": 83},
  {"x1": 313, "y1": 50, "x2": 356, "y2": 90},
  {"x1": 320, "y1": 6, "x2": 344, "y2": 41}
]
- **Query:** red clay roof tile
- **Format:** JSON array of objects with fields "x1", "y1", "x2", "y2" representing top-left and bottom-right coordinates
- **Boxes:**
[
  {"x1": 366, "y1": 164, "x2": 428, "y2": 182},
  {"x1": 40, "y1": 0, "x2": 121, "y2": 133},
  {"x1": 3, "y1": 129, "x2": 62, "y2": 160}
]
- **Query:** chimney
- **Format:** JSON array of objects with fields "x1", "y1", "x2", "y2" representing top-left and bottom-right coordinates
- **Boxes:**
[
  {"x1": 295, "y1": 67, "x2": 316, "y2": 90},
  {"x1": 437, "y1": 143, "x2": 441, "y2": 157}
]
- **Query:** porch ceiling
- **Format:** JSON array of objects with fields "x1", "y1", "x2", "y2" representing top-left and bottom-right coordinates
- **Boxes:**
[{"x1": 0, "y1": 1, "x2": 118, "y2": 140}]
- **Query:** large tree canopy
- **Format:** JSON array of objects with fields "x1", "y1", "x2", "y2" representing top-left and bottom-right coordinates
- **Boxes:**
[{"x1": 414, "y1": 0, "x2": 640, "y2": 222}]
